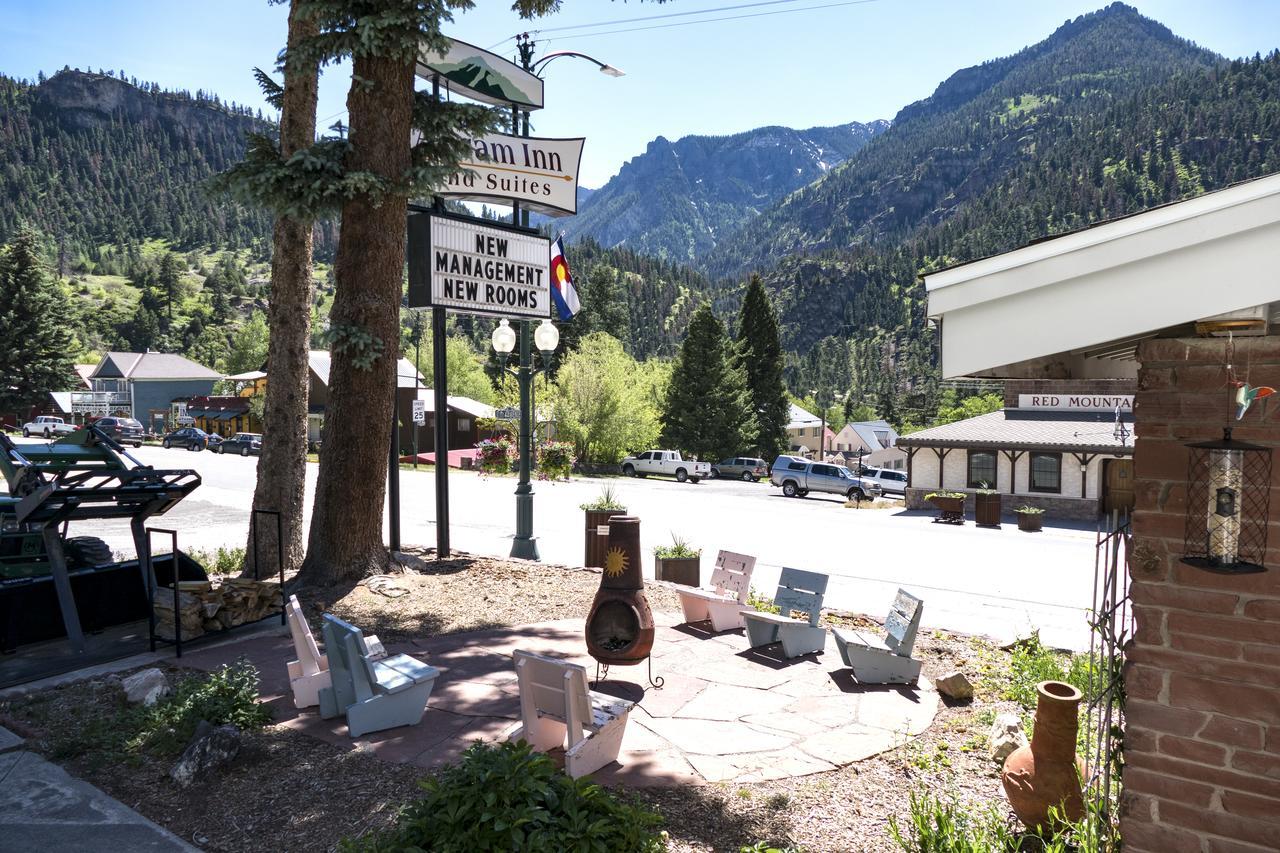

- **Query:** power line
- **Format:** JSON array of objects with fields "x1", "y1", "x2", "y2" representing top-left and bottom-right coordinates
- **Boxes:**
[{"x1": 537, "y1": 0, "x2": 884, "y2": 45}]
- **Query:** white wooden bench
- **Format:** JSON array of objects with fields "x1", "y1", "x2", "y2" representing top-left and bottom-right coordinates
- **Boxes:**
[
  {"x1": 317, "y1": 614, "x2": 439, "y2": 737},
  {"x1": 832, "y1": 589, "x2": 924, "y2": 685},
  {"x1": 285, "y1": 595, "x2": 386, "y2": 709},
  {"x1": 676, "y1": 550, "x2": 757, "y2": 632},
  {"x1": 741, "y1": 568, "x2": 829, "y2": 658},
  {"x1": 504, "y1": 649, "x2": 635, "y2": 779}
]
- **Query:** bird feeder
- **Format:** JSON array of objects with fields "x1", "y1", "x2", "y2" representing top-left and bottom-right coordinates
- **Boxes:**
[{"x1": 1182, "y1": 428, "x2": 1271, "y2": 574}]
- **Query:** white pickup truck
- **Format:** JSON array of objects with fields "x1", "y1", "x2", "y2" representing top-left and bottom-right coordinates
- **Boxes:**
[
  {"x1": 620, "y1": 450, "x2": 711, "y2": 484},
  {"x1": 22, "y1": 416, "x2": 77, "y2": 438}
]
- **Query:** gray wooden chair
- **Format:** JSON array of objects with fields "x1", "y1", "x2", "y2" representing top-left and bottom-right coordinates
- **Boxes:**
[
  {"x1": 741, "y1": 568, "x2": 829, "y2": 658},
  {"x1": 832, "y1": 589, "x2": 924, "y2": 685},
  {"x1": 317, "y1": 614, "x2": 440, "y2": 737},
  {"x1": 676, "y1": 550, "x2": 757, "y2": 632}
]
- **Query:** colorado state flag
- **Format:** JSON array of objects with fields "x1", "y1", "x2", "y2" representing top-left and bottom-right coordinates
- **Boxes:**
[{"x1": 549, "y1": 235, "x2": 580, "y2": 321}]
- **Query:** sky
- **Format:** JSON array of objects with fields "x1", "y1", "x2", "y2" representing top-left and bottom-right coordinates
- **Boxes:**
[{"x1": 2, "y1": 1, "x2": 1279, "y2": 188}]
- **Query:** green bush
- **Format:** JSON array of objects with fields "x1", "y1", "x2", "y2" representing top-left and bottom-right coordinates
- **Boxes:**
[
  {"x1": 653, "y1": 534, "x2": 700, "y2": 559},
  {"x1": 889, "y1": 790, "x2": 1014, "y2": 852},
  {"x1": 131, "y1": 658, "x2": 272, "y2": 755},
  {"x1": 188, "y1": 545, "x2": 247, "y2": 576},
  {"x1": 344, "y1": 741, "x2": 664, "y2": 853}
]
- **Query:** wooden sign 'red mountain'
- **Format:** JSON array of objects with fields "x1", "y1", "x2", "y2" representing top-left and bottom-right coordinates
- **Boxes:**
[{"x1": 416, "y1": 37, "x2": 544, "y2": 111}]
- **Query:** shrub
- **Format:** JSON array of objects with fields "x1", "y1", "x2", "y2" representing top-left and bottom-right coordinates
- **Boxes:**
[
  {"x1": 580, "y1": 484, "x2": 626, "y2": 512},
  {"x1": 537, "y1": 440, "x2": 574, "y2": 480},
  {"x1": 889, "y1": 790, "x2": 1014, "y2": 852},
  {"x1": 1015, "y1": 506, "x2": 1045, "y2": 515},
  {"x1": 131, "y1": 659, "x2": 273, "y2": 755},
  {"x1": 654, "y1": 534, "x2": 700, "y2": 559},
  {"x1": 1003, "y1": 634, "x2": 1069, "y2": 710},
  {"x1": 747, "y1": 587, "x2": 780, "y2": 615},
  {"x1": 476, "y1": 438, "x2": 513, "y2": 474},
  {"x1": 188, "y1": 545, "x2": 246, "y2": 576},
  {"x1": 925, "y1": 491, "x2": 966, "y2": 501},
  {"x1": 344, "y1": 741, "x2": 664, "y2": 853}
]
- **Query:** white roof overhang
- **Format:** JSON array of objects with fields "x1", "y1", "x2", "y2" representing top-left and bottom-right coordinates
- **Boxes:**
[{"x1": 926, "y1": 173, "x2": 1280, "y2": 378}]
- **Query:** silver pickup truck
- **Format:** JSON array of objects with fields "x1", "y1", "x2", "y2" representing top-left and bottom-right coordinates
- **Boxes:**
[
  {"x1": 770, "y1": 455, "x2": 883, "y2": 500},
  {"x1": 620, "y1": 450, "x2": 711, "y2": 483}
]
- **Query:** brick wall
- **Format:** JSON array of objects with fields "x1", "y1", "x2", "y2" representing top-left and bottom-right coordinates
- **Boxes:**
[
  {"x1": 1123, "y1": 336, "x2": 1280, "y2": 852},
  {"x1": 1002, "y1": 378, "x2": 1138, "y2": 408}
]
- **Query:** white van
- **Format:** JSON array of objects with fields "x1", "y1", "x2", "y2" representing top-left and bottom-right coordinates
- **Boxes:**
[{"x1": 862, "y1": 467, "x2": 908, "y2": 497}]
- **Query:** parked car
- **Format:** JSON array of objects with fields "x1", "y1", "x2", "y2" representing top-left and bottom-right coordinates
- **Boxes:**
[
  {"x1": 769, "y1": 455, "x2": 883, "y2": 501},
  {"x1": 162, "y1": 427, "x2": 210, "y2": 451},
  {"x1": 709, "y1": 456, "x2": 769, "y2": 481},
  {"x1": 861, "y1": 467, "x2": 908, "y2": 497},
  {"x1": 619, "y1": 450, "x2": 710, "y2": 483},
  {"x1": 215, "y1": 432, "x2": 263, "y2": 456},
  {"x1": 91, "y1": 416, "x2": 144, "y2": 447},
  {"x1": 21, "y1": 416, "x2": 76, "y2": 438}
]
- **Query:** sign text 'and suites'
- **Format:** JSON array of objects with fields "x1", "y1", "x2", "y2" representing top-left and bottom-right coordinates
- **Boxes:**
[
  {"x1": 437, "y1": 133, "x2": 585, "y2": 217},
  {"x1": 1018, "y1": 394, "x2": 1134, "y2": 411},
  {"x1": 408, "y1": 214, "x2": 550, "y2": 318}
]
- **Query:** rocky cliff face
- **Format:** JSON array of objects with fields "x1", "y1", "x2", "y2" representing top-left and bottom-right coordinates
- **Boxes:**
[
  {"x1": 562, "y1": 119, "x2": 889, "y2": 262},
  {"x1": 34, "y1": 70, "x2": 257, "y2": 135}
]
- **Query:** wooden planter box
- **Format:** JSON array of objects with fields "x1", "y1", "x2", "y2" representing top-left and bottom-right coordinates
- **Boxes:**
[
  {"x1": 928, "y1": 495, "x2": 965, "y2": 514},
  {"x1": 584, "y1": 509, "x2": 627, "y2": 568},
  {"x1": 974, "y1": 492, "x2": 1002, "y2": 527},
  {"x1": 1016, "y1": 511, "x2": 1044, "y2": 533},
  {"x1": 655, "y1": 555, "x2": 701, "y2": 586}
]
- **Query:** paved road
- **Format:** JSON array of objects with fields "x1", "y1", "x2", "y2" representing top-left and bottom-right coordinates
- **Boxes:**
[{"x1": 77, "y1": 447, "x2": 1105, "y2": 650}]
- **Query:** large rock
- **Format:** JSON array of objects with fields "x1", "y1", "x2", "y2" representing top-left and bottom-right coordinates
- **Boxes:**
[
  {"x1": 121, "y1": 668, "x2": 170, "y2": 707},
  {"x1": 990, "y1": 712, "x2": 1028, "y2": 764},
  {"x1": 170, "y1": 721, "x2": 241, "y2": 788},
  {"x1": 935, "y1": 671, "x2": 973, "y2": 701}
]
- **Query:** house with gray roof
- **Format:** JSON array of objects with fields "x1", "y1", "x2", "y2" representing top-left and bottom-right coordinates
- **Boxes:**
[
  {"x1": 832, "y1": 419, "x2": 905, "y2": 470},
  {"x1": 74, "y1": 351, "x2": 223, "y2": 432}
]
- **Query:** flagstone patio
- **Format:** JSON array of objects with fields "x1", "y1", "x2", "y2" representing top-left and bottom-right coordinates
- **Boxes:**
[{"x1": 180, "y1": 610, "x2": 939, "y2": 786}]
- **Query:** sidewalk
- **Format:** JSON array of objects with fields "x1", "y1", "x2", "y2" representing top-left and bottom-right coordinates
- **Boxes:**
[{"x1": 0, "y1": 728, "x2": 197, "y2": 852}]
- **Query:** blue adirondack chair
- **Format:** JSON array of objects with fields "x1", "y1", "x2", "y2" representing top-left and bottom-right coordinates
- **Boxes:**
[
  {"x1": 317, "y1": 614, "x2": 440, "y2": 737},
  {"x1": 832, "y1": 589, "x2": 924, "y2": 685},
  {"x1": 741, "y1": 568, "x2": 829, "y2": 658}
]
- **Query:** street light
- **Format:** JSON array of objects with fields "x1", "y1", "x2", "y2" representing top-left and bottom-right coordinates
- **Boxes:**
[
  {"x1": 492, "y1": 318, "x2": 559, "y2": 560},
  {"x1": 531, "y1": 50, "x2": 625, "y2": 78}
]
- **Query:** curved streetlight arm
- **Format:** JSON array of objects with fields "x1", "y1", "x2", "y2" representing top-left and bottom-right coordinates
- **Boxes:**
[{"x1": 531, "y1": 50, "x2": 625, "y2": 78}]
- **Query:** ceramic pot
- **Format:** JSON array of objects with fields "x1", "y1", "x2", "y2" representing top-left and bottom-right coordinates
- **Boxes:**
[{"x1": 1001, "y1": 680, "x2": 1086, "y2": 829}]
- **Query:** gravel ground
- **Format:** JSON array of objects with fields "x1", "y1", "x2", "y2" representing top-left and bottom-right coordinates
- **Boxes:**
[{"x1": 1, "y1": 552, "x2": 1033, "y2": 853}]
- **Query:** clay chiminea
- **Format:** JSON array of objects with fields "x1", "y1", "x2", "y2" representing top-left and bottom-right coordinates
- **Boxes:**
[
  {"x1": 584, "y1": 516, "x2": 655, "y2": 666},
  {"x1": 1001, "y1": 680, "x2": 1087, "y2": 829}
]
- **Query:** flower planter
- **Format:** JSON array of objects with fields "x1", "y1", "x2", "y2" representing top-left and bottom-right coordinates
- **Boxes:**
[
  {"x1": 927, "y1": 495, "x2": 965, "y2": 514},
  {"x1": 974, "y1": 492, "x2": 1002, "y2": 527},
  {"x1": 1016, "y1": 511, "x2": 1043, "y2": 533},
  {"x1": 584, "y1": 509, "x2": 627, "y2": 568},
  {"x1": 655, "y1": 555, "x2": 700, "y2": 587}
]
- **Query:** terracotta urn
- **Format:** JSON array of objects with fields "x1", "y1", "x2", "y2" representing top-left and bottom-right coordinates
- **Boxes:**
[{"x1": 1001, "y1": 680, "x2": 1086, "y2": 829}]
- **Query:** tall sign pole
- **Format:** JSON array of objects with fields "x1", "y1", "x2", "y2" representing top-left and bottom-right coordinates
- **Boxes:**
[
  {"x1": 509, "y1": 91, "x2": 539, "y2": 560},
  {"x1": 431, "y1": 72, "x2": 450, "y2": 558}
]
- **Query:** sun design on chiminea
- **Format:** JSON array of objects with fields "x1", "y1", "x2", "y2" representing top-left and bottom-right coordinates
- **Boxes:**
[{"x1": 603, "y1": 547, "x2": 628, "y2": 578}]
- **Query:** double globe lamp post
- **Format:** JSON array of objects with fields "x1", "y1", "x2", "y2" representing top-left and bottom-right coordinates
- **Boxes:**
[{"x1": 491, "y1": 318, "x2": 560, "y2": 560}]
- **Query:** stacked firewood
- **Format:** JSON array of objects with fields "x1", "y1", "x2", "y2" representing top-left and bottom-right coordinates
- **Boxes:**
[{"x1": 152, "y1": 578, "x2": 282, "y2": 640}]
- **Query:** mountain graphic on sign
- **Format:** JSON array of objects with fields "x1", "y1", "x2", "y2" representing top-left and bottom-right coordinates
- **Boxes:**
[{"x1": 435, "y1": 56, "x2": 533, "y2": 104}]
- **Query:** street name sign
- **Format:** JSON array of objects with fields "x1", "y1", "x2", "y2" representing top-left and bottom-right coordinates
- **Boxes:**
[
  {"x1": 437, "y1": 132, "x2": 585, "y2": 217},
  {"x1": 407, "y1": 211, "x2": 550, "y2": 318},
  {"x1": 496, "y1": 406, "x2": 521, "y2": 421},
  {"x1": 412, "y1": 399, "x2": 426, "y2": 425},
  {"x1": 416, "y1": 37, "x2": 544, "y2": 111}
]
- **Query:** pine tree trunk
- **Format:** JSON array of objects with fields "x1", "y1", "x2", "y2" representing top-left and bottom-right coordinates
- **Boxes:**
[
  {"x1": 297, "y1": 52, "x2": 413, "y2": 586},
  {"x1": 243, "y1": 1, "x2": 318, "y2": 581}
]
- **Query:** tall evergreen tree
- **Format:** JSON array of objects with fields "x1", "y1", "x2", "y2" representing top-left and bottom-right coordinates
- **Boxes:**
[
  {"x1": 0, "y1": 229, "x2": 76, "y2": 415},
  {"x1": 734, "y1": 275, "x2": 789, "y2": 460},
  {"x1": 157, "y1": 251, "x2": 183, "y2": 323},
  {"x1": 661, "y1": 302, "x2": 755, "y2": 461}
]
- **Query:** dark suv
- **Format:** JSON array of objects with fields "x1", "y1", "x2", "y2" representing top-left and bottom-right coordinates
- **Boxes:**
[
  {"x1": 214, "y1": 432, "x2": 263, "y2": 456},
  {"x1": 93, "y1": 416, "x2": 144, "y2": 447},
  {"x1": 162, "y1": 427, "x2": 209, "y2": 451}
]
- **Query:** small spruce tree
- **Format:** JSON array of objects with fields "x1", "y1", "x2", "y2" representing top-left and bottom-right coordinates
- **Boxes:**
[
  {"x1": 0, "y1": 229, "x2": 77, "y2": 413},
  {"x1": 661, "y1": 302, "x2": 755, "y2": 461},
  {"x1": 734, "y1": 275, "x2": 789, "y2": 460}
]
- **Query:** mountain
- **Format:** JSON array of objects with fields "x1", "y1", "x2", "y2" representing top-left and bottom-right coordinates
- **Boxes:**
[
  {"x1": 0, "y1": 69, "x2": 272, "y2": 260},
  {"x1": 563, "y1": 120, "x2": 889, "y2": 262},
  {"x1": 704, "y1": 3, "x2": 1222, "y2": 278}
]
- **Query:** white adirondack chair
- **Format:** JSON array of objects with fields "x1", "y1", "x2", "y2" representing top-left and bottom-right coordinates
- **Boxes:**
[
  {"x1": 504, "y1": 650, "x2": 635, "y2": 779},
  {"x1": 676, "y1": 550, "x2": 757, "y2": 632},
  {"x1": 318, "y1": 614, "x2": 439, "y2": 737},
  {"x1": 832, "y1": 589, "x2": 924, "y2": 685},
  {"x1": 286, "y1": 595, "x2": 386, "y2": 709},
  {"x1": 741, "y1": 568, "x2": 829, "y2": 658}
]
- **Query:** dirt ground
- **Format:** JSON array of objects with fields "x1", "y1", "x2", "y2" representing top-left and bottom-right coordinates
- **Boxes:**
[{"x1": 1, "y1": 551, "x2": 1033, "y2": 852}]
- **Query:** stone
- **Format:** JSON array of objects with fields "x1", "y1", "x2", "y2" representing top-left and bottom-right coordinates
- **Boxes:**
[
  {"x1": 990, "y1": 712, "x2": 1028, "y2": 764},
  {"x1": 170, "y1": 721, "x2": 241, "y2": 788},
  {"x1": 935, "y1": 671, "x2": 974, "y2": 701},
  {"x1": 121, "y1": 668, "x2": 170, "y2": 707}
]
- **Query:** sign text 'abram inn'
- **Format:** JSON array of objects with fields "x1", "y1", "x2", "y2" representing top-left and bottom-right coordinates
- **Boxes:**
[{"x1": 408, "y1": 213, "x2": 550, "y2": 319}]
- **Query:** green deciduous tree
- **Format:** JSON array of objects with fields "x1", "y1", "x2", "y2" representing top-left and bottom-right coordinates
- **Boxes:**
[
  {"x1": 225, "y1": 310, "x2": 270, "y2": 375},
  {"x1": 550, "y1": 333, "x2": 666, "y2": 466},
  {"x1": 734, "y1": 275, "x2": 789, "y2": 460},
  {"x1": 661, "y1": 303, "x2": 755, "y2": 461},
  {"x1": 0, "y1": 229, "x2": 77, "y2": 415}
]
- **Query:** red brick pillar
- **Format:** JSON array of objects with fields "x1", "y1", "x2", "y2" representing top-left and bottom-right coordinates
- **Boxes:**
[{"x1": 1124, "y1": 337, "x2": 1280, "y2": 852}]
